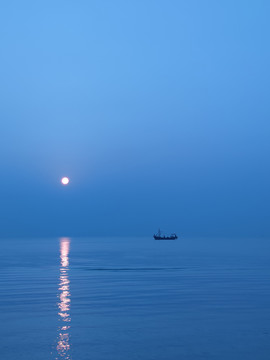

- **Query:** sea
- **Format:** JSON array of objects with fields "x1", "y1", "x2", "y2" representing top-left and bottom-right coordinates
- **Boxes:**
[{"x1": 0, "y1": 236, "x2": 270, "y2": 360}]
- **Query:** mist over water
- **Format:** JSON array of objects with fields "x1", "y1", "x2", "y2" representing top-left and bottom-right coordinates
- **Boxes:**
[
  {"x1": 1, "y1": 2, "x2": 269, "y2": 358},
  {"x1": 0, "y1": 236, "x2": 270, "y2": 360},
  {"x1": 0, "y1": 1, "x2": 270, "y2": 239}
]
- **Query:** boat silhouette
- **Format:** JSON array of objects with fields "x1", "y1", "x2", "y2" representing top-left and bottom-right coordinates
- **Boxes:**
[{"x1": 153, "y1": 229, "x2": 178, "y2": 240}]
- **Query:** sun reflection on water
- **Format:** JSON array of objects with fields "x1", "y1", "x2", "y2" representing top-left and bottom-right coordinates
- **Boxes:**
[{"x1": 56, "y1": 237, "x2": 71, "y2": 359}]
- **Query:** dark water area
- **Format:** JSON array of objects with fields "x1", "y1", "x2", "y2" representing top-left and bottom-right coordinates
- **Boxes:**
[{"x1": 0, "y1": 237, "x2": 270, "y2": 359}]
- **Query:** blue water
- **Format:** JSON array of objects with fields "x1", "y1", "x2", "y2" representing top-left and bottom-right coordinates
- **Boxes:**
[{"x1": 0, "y1": 237, "x2": 270, "y2": 359}]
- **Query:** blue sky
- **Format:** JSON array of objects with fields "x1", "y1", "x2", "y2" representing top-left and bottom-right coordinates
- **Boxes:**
[{"x1": 0, "y1": 0, "x2": 269, "y2": 237}]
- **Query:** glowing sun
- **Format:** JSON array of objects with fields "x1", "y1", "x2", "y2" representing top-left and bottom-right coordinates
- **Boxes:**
[{"x1": 61, "y1": 177, "x2": 70, "y2": 185}]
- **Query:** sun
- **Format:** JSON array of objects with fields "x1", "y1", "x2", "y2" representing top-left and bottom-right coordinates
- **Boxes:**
[{"x1": 61, "y1": 177, "x2": 70, "y2": 185}]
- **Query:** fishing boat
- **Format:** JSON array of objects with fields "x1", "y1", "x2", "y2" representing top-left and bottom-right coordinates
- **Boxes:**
[{"x1": 153, "y1": 229, "x2": 178, "y2": 240}]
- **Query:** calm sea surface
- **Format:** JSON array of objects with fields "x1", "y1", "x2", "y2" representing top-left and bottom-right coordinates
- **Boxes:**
[{"x1": 0, "y1": 237, "x2": 270, "y2": 360}]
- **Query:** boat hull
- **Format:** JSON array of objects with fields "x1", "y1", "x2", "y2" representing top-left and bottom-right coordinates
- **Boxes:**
[{"x1": 154, "y1": 236, "x2": 177, "y2": 240}]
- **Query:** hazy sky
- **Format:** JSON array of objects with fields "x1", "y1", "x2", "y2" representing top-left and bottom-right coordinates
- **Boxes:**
[{"x1": 0, "y1": 0, "x2": 269, "y2": 237}]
